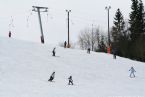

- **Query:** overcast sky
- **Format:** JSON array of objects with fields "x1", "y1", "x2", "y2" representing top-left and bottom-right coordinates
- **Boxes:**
[{"x1": 0, "y1": 0, "x2": 144, "y2": 44}]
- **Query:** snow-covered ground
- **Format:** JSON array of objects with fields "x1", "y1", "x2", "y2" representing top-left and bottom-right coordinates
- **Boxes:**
[{"x1": 0, "y1": 37, "x2": 145, "y2": 97}]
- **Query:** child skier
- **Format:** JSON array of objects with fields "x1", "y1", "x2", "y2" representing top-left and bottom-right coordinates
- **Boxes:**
[
  {"x1": 129, "y1": 67, "x2": 136, "y2": 78},
  {"x1": 48, "y1": 72, "x2": 55, "y2": 82},
  {"x1": 68, "y1": 76, "x2": 73, "y2": 85}
]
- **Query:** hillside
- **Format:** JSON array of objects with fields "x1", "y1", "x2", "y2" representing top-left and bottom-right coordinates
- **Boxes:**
[{"x1": 0, "y1": 37, "x2": 145, "y2": 97}]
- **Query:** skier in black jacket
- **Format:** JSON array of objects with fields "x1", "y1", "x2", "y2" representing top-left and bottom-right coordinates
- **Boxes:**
[
  {"x1": 64, "y1": 41, "x2": 67, "y2": 48},
  {"x1": 48, "y1": 72, "x2": 55, "y2": 82},
  {"x1": 52, "y1": 48, "x2": 56, "y2": 56},
  {"x1": 87, "y1": 48, "x2": 91, "y2": 54},
  {"x1": 68, "y1": 76, "x2": 73, "y2": 85}
]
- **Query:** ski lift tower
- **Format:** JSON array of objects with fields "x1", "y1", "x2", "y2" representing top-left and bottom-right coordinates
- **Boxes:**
[
  {"x1": 66, "y1": 10, "x2": 71, "y2": 48},
  {"x1": 32, "y1": 6, "x2": 48, "y2": 44}
]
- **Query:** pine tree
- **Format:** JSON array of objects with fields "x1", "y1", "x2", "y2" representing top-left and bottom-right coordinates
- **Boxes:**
[
  {"x1": 111, "y1": 8, "x2": 126, "y2": 56},
  {"x1": 138, "y1": 0, "x2": 145, "y2": 61},
  {"x1": 129, "y1": 0, "x2": 145, "y2": 61},
  {"x1": 129, "y1": 0, "x2": 139, "y2": 41},
  {"x1": 138, "y1": 0, "x2": 145, "y2": 34}
]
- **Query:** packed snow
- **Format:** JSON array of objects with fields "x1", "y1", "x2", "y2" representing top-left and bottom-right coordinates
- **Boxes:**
[{"x1": 0, "y1": 37, "x2": 145, "y2": 97}]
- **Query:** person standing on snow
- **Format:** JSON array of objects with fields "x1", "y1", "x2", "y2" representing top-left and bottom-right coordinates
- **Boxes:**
[
  {"x1": 64, "y1": 41, "x2": 67, "y2": 48},
  {"x1": 129, "y1": 66, "x2": 136, "y2": 78},
  {"x1": 48, "y1": 72, "x2": 55, "y2": 82},
  {"x1": 87, "y1": 48, "x2": 91, "y2": 54},
  {"x1": 9, "y1": 31, "x2": 11, "y2": 38},
  {"x1": 52, "y1": 48, "x2": 56, "y2": 56},
  {"x1": 68, "y1": 76, "x2": 73, "y2": 85},
  {"x1": 112, "y1": 48, "x2": 117, "y2": 59}
]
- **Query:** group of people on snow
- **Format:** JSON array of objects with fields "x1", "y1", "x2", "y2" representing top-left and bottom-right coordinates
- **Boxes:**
[
  {"x1": 51, "y1": 41, "x2": 67, "y2": 57},
  {"x1": 49, "y1": 41, "x2": 72, "y2": 85},
  {"x1": 48, "y1": 72, "x2": 74, "y2": 85},
  {"x1": 50, "y1": 41, "x2": 136, "y2": 86},
  {"x1": 48, "y1": 66, "x2": 136, "y2": 86}
]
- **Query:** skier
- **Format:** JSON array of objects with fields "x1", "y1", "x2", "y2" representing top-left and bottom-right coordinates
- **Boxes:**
[
  {"x1": 87, "y1": 48, "x2": 91, "y2": 54},
  {"x1": 64, "y1": 41, "x2": 67, "y2": 48},
  {"x1": 48, "y1": 72, "x2": 55, "y2": 82},
  {"x1": 9, "y1": 31, "x2": 11, "y2": 38},
  {"x1": 52, "y1": 48, "x2": 56, "y2": 56},
  {"x1": 129, "y1": 66, "x2": 136, "y2": 78},
  {"x1": 68, "y1": 76, "x2": 73, "y2": 85},
  {"x1": 112, "y1": 48, "x2": 117, "y2": 59}
]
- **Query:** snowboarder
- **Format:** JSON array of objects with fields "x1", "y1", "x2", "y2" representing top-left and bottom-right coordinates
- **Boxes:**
[
  {"x1": 64, "y1": 41, "x2": 67, "y2": 48},
  {"x1": 129, "y1": 66, "x2": 136, "y2": 78},
  {"x1": 68, "y1": 76, "x2": 73, "y2": 85},
  {"x1": 9, "y1": 31, "x2": 11, "y2": 38},
  {"x1": 48, "y1": 72, "x2": 55, "y2": 82},
  {"x1": 87, "y1": 48, "x2": 91, "y2": 54},
  {"x1": 52, "y1": 48, "x2": 56, "y2": 56}
]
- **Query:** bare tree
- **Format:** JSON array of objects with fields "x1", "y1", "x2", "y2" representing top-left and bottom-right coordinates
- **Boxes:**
[{"x1": 78, "y1": 27, "x2": 106, "y2": 51}]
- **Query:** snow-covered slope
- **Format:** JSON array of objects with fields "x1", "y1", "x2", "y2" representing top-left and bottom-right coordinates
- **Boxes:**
[{"x1": 0, "y1": 37, "x2": 145, "y2": 97}]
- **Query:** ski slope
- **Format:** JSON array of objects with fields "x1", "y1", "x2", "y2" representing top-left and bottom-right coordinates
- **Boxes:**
[{"x1": 0, "y1": 37, "x2": 145, "y2": 97}]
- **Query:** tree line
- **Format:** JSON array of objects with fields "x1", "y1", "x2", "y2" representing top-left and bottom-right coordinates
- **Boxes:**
[{"x1": 78, "y1": 0, "x2": 145, "y2": 62}]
